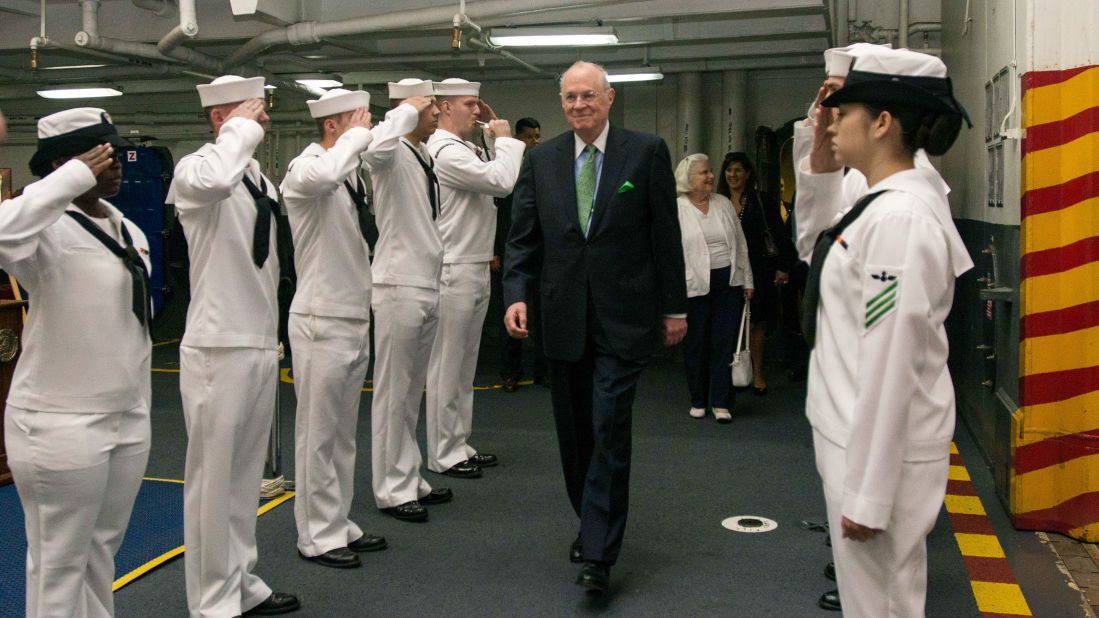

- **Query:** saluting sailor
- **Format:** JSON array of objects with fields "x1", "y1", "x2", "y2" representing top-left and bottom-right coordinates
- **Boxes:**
[
  {"x1": 167, "y1": 75, "x2": 299, "y2": 617},
  {"x1": 424, "y1": 78, "x2": 524, "y2": 479},
  {"x1": 794, "y1": 47, "x2": 973, "y2": 617},
  {"x1": 363, "y1": 78, "x2": 453, "y2": 522},
  {"x1": 281, "y1": 88, "x2": 388, "y2": 569},
  {"x1": 1, "y1": 108, "x2": 150, "y2": 618}
]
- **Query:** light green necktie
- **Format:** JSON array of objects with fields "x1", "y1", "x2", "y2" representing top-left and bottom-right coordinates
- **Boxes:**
[{"x1": 576, "y1": 144, "x2": 597, "y2": 232}]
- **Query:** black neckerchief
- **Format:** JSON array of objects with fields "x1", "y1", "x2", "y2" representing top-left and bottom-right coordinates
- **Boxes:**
[
  {"x1": 65, "y1": 210, "x2": 151, "y2": 331},
  {"x1": 342, "y1": 175, "x2": 372, "y2": 243},
  {"x1": 241, "y1": 174, "x2": 279, "y2": 268},
  {"x1": 401, "y1": 141, "x2": 440, "y2": 220}
]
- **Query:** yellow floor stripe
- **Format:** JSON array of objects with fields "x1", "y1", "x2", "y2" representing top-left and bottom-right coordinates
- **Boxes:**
[
  {"x1": 945, "y1": 494, "x2": 987, "y2": 516},
  {"x1": 277, "y1": 367, "x2": 538, "y2": 393},
  {"x1": 955, "y1": 533, "x2": 1007, "y2": 558},
  {"x1": 151, "y1": 368, "x2": 180, "y2": 373},
  {"x1": 1022, "y1": 195, "x2": 1099, "y2": 252},
  {"x1": 950, "y1": 442, "x2": 959, "y2": 455},
  {"x1": 142, "y1": 476, "x2": 184, "y2": 484},
  {"x1": 970, "y1": 581, "x2": 1033, "y2": 615},
  {"x1": 1018, "y1": 390, "x2": 1099, "y2": 447},
  {"x1": 1014, "y1": 452, "x2": 1099, "y2": 512},
  {"x1": 948, "y1": 465, "x2": 971, "y2": 481},
  {"x1": 152, "y1": 338, "x2": 180, "y2": 348},
  {"x1": 1025, "y1": 66, "x2": 1099, "y2": 127},
  {"x1": 1023, "y1": 130, "x2": 1099, "y2": 192},
  {"x1": 1020, "y1": 259, "x2": 1099, "y2": 314},
  {"x1": 1024, "y1": 323, "x2": 1099, "y2": 375}
]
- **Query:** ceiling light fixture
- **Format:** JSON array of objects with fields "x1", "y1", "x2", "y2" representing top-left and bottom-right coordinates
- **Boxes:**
[
  {"x1": 606, "y1": 67, "x2": 664, "y2": 83},
  {"x1": 37, "y1": 87, "x2": 123, "y2": 99},
  {"x1": 487, "y1": 26, "x2": 618, "y2": 47},
  {"x1": 40, "y1": 64, "x2": 109, "y2": 71}
]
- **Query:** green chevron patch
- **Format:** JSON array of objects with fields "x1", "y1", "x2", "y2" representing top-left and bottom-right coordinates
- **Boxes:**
[{"x1": 865, "y1": 277, "x2": 899, "y2": 329}]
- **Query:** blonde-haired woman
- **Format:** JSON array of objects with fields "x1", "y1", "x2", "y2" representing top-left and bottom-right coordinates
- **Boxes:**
[{"x1": 675, "y1": 153, "x2": 753, "y2": 423}]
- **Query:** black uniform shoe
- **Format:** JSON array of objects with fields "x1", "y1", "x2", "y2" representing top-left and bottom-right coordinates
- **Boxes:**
[
  {"x1": 381, "y1": 501, "x2": 428, "y2": 522},
  {"x1": 348, "y1": 534, "x2": 387, "y2": 552},
  {"x1": 298, "y1": 547, "x2": 360, "y2": 569},
  {"x1": 501, "y1": 376, "x2": 519, "y2": 392},
  {"x1": 575, "y1": 561, "x2": 610, "y2": 593},
  {"x1": 419, "y1": 488, "x2": 453, "y2": 505},
  {"x1": 440, "y1": 461, "x2": 482, "y2": 478},
  {"x1": 569, "y1": 535, "x2": 582, "y2": 563},
  {"x1": 243, "y1": 592, "x2": 301, "y2": 615},
  {"x1": 818, "y1": 589, "x2": 841, "y2": 611},
  {"x1": 468, "y1": 452, "x2": 498, "y2": 467},
  {"x1": 824, "y1": 561, "x2": 836, "y2": 581}
]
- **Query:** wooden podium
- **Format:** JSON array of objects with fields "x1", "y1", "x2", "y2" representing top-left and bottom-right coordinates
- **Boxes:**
[{"x1": 0, "y1": 299, "x2": 26, "y2": 485}]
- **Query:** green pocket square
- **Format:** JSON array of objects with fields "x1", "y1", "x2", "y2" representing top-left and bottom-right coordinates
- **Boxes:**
[{"x1": 617, "y1": 181, "x2": 635, "y2": 194}]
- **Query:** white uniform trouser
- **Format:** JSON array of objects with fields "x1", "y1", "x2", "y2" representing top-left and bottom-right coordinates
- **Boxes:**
[
  {"x1": 288, "y1": 313, "x2": 369, "y2": 556},
  {"x1": 426, "y1": 262, "x2": 490, "y2": 473},
  {"x1": 180, "y1": 345, "x2": 277, "y2": 618},
  {"x1": 6, "y1": 404, "x2": 149, "y2": 618},
  {"x1": 370, "y1": 283, "x2": 438, "y2": 508},
  {"x1": 813, "y1": 429, "x2": 949, "y2": 618}
]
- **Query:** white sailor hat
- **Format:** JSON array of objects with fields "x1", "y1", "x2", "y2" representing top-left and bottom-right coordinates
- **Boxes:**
[
  {"x1": 307, "y1": 88, "x2": 371, "y2": 119},
  {"x1": 432, "y1": 78, "x2": 480, "y2": 97},
  {"x1": 196, "y1": 75, "x2": 266, "y2": 107},
  {"x1": 823, "y1": 42, "x2": 892, "y2": 78},
  {"x1": 30, "y1": 107, "x2": 135, "y2": 177},
  {"x1": 387, "y1": 78, "x2": 434, "y2": 100}
]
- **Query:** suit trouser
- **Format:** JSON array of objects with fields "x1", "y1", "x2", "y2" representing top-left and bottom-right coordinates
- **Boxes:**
[
  {"x1": 289, "y1": 313, "x2": 370, "y2": 556},
  {"x1": 180, "y1": 345, "x2": 276, "y2": 618},
  {"x1": 370, "y1": 283, "x2": 439, "y2": 508},
  {"x1": 426, "y1": 263, "x2": 490, "y2": 472},
  {"x1": 813, "y1": 429, "x2": 948, "y2": 618},
  {"x1": 495, "y1": 275, "x2": 547, "y2": 380},
  {"x1": 547, "y1": 312, "x2": 645, "y2": 566},
  {"x1": 6, "y1": 404, "x2": 150, "y2": 618}
]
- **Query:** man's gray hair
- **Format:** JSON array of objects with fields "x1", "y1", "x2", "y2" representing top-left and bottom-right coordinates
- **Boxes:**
[
  {"x1": 559, "y1": 61, "x2": 611, "y2": 91},
  {"x1": 674, "y1": 153, "x2": 710, "y2": 195}
]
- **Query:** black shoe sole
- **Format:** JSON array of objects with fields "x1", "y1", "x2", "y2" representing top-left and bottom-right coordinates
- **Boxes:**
[
  {"x1": 380, "y1": 508, "x2": 428, "y2": 522},
  {"x1": 297, "y1": 551, "x2": 361, "y2": 569},
  {"x1": 349, "y1": 539, "x2": 388, "y2": 553}
]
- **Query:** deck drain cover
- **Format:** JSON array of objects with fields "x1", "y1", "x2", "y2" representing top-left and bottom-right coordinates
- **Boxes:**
[{"x1": 722, "y1": 516, "x2": 778, "y2": 533}]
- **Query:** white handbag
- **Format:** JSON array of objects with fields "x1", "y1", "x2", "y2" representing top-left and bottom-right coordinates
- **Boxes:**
[{"x1": 730, "y1": 300, "x2": 753, "y2": 388}]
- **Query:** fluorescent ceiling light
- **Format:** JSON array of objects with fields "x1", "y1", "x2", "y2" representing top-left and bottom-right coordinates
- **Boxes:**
[
  {"x1": 607, "y1": 67, "x2": 664, "y2": 83},
  {"x1": 40, "y1": 64, "x2": 109, "y2": 71},
  {"x1": 488, "y1": 26, "x2": 618, "y2": 47},
  {"x1": 264, "y1": 84, "x2": 278, "y2": 90},
  {"x1": 37, "y1": 87, "x2": 123, "y2": 99},
  {"x1": 295, "y1": 78, "x2": 342, "y2": 89}
]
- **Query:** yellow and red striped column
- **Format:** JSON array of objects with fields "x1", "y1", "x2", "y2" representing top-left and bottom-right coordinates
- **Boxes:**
[{"x1": 1018, "y1": 64, "x2": 1099, "y2": 540}]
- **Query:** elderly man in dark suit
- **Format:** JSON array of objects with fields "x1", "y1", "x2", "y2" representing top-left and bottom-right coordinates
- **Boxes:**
[{"x1": 503, "y1": 60, "x2": 687, "y2": 594}]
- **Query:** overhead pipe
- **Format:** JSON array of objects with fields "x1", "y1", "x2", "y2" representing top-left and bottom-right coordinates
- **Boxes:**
[
  {"x1": 467, "y1": 36, "x2": 545, "y2": 75},
  {"x1": 836, "y1": 0, "x2": 848, "y2": 46},
  {"x1": 158, "y1": 0, "x2": 198, "y2": 55},
  {"x1": 223, "y1": 0, "x2": 635, "y2": 70},
  {"x1": 898, "y1": 0, "x2": 909, "y2": 47}
]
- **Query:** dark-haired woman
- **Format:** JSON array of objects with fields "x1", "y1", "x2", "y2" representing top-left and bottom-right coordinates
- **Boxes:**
[
  {"x1": 794, "y1": 47, "x2": 973, "y2": 616},
  {"x1": 716, "y1": 152, "x2": 796, "y2": 395}
]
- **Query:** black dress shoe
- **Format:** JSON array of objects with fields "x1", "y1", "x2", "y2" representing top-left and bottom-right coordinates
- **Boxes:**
[
  {"x1": 818, "y1": 589, "x2": 841, "y2": 611},
  {"x1": 575, "y1": 561, "x2": 609, "y2": 593},
  {"x1": 348, "y1": 534, "x2": 387, "y2": 552},
  {"x1": 419, "y1": 488, "x2": 453, "y2": 505},
  {"x1": 298, "y1": 547, "x2": 360, "y2": 569},
  {"x1": 243, "y1": 592, "x2": 300, "y2": 615},
  {"x1": 824, "y1": 561, "x2": 836, "y2": 581},
  {"x1": 468, "y1": 452, "x2": 498, "y2": 467},
  {"x1": 569, "y1": 535, "x2": 582, "y2": 563},
  {"x1": 752, "y1": 384, "x2": 768, "y2": 396},
  {"x1": 501, "y1": 376, "x2": 519, "y2": 392},
  {"x1": 441, "y1": 461, "x2": 482, "y2": 478},
  {"x1": 381, "y1": 501, "x2": 428, "y2": 522}
]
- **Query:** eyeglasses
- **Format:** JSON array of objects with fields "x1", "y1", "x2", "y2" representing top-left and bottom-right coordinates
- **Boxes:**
[{"x1": 560, "y1": 90, "x2": 602, "y2": 104}]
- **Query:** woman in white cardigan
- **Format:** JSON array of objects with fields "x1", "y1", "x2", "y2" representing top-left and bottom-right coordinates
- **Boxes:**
[{"x1": 675, "y1": 153, "x2": 753, "y2": 422}]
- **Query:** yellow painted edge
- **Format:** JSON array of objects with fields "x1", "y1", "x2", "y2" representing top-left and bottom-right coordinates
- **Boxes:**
[
  {"x1": 1067, "y1": 522, "x2": 1099, "y2": 542},
  {"x1": 950, "y1": 442, "x2": 960, "y2": 455},
  {"x1": 1022, "y1": 130, "x2": 1099, "y2": 192},
  {"x1": 948, "y1": 465, "x2": 972, "y2": 481},
  {"x1": 970, "y1": 581, "x2": 1033, "y2": 615},
  {"x1": 1014, "y1": 452, "x2": 1099, "y2": 513},
  {"x1": 1025, "y1": 324, "x2": 1099, "y2": 375},
  {"x1": 1017, "y1": 391, "x2": 1099, "y2": 447},
  {"x1": 151, "y1": 368, "x2": 180, "y2": 374},
  {"x1": 955, "y1": 532, "x2": 1007, "y2": 558},
  {"x1": 142, "y1": 476, "x2": 184, "y2": 484},
  {"x1": 1020, "y1": 259, "x2": 1099, "y2": 315},
  {"x1": 1021, "y1": 195, "x2": 1099, "y2": 253},
  {"x1": 257, "y1": 490, "x2": 295, "y2": 516},
  {"x1": 1025, "y1": 65, "x2": 1099, "y2": 127},
  {"x1": 945, "y1": 495, "x2": 987, "y2": 516}
]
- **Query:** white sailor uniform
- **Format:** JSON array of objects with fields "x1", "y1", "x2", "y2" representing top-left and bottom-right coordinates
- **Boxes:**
[
  {"x1": 424, "y1": 128, "x2": 524, "y2": 473},
  {"x1": 167, "y1": 116, "x2": 281, "y2": 618},
  {"x1": 795, "y1": 161, "x2": 973, "y2": 617},
  {"x1": 0, "y1": 160, "x2": 151, "y2": 618},
  {"x1": 281, "y1": 124, "x2": 374, "y2": 556},
  {"x1": 363, "y1": 104, "x2": 445, "y2": 508}
]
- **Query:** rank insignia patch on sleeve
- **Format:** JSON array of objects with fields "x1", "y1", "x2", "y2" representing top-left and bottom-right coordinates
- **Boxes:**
[{"x1": 865, "y1": 268, "x2": 900, "y2": 329}]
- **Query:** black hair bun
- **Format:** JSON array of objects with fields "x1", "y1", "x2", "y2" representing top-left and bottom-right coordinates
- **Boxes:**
[{"x1": 917, "y1": 112, "x2": 964, "y2": 156}]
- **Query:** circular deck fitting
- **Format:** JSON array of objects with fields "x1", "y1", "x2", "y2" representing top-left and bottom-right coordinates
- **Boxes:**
[{"x1": 721, "y1": 516, "x2": 778, "y2": 533}]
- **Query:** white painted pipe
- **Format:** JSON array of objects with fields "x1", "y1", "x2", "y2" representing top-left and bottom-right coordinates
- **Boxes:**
[
  {"x1": 467, "y1": 36, "x2": 545, "y2": 75},
  {"x1": 676, "y1": 72, "x2": 702, "y2": 158},
  {"x1": 158, "y1": 0, "x2": 197, "y2": 54},
  {"x1": 899, "y1": 0, "x2": 910, "y2": 48},
  {"x1": 722, "y1": 70, "x2": 747, "y2": 156},
  {"x1": 836, "y1": 0, "x2": 848, "y2": 46},
  {"x1": 79, "y1": 0, "x2": 100, "y2": 38}
]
